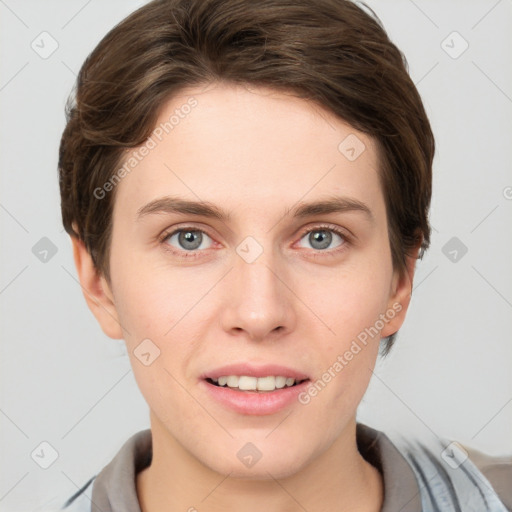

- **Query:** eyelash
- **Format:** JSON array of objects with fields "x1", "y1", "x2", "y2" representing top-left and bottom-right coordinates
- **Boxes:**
[{"x1": 159, "y1": 224, "x2": 351, "y2": 259}]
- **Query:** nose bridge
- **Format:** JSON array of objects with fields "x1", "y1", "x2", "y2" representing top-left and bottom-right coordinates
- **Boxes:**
[{"x1": 222, "y1": 235, "x2": 294, "y2": 340}]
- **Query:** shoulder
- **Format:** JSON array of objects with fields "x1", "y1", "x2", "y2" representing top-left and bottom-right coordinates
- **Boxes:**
[
  {"x1": 53, "y1": 429, "x2": 151, "y2": 511},
  {"x1": 35, "y1": 475, "x2": 96, "y2": 511},
  {"x1": 396, "y1": 436, "x2": 512, "y2": 512},
  {"x1": 58, "y1": 475, "x2": 96, "y2": 511},
  {"x1": 465, "y1": 445, "x2": 512, "y2": 511}
]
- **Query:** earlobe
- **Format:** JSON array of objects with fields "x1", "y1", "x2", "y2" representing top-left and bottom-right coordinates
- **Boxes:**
[
  {"x1": 71, "y1": 236, "x2": 124, "y2": 340},
  {"x1": 380, "y1": 245, "x2": 421, "y2": 338}
]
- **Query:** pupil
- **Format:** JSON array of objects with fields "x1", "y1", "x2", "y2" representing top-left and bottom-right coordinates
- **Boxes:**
[
  {"x1": 180, "y1": 230, "x2": 202, "y2": 250},
  {"x1": 311, "y1": 230, "x2": 331, "y2": 250}
]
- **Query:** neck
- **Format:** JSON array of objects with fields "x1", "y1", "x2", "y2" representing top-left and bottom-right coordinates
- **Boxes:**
[{"x1": 136, "y1": 415, "x2": 383, "y2": 512}]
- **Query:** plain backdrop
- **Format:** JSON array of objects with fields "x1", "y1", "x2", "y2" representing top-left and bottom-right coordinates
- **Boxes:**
[{"x1": 1, "y1": 0, "x2": 511, "y2": 510}]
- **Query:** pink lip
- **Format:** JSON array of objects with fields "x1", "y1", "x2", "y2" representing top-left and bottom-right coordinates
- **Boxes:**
[
  {"x1": 199, "y1": 363, "x2": 310, "y2": 415},
  {"x1": 200, "y1": 363, "x2": 310, "y2": 381},
  {"x1": 200, "y1": 378, "x2": 310, "y2": 416}
]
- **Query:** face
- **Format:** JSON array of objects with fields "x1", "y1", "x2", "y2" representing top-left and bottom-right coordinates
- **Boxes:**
[{"x1": 75, "y1": 82, "x2": 415, "y2": 479}]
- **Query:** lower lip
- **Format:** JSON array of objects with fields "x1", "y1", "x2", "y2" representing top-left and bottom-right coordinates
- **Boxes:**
[{"x1": 200, "y1": 379, "x2": 310, "y2": 415}]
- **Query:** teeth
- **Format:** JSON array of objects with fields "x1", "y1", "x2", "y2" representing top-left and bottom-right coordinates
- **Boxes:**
[
  {"x1": 257, "y1": 376, "x2": 277, "y2": 391},
  {"x1": 275, "y1": 376, "x2": 286, "y2": 389},
  {"x1": 226, "y1": 375, "x2": 239, "y2": 388},
  {"x1": 210, "y1": 375, "x2": 302, "y2": 391},
  {"x1": 239, "y1": 376, "x2": 258, "y2": 390}
]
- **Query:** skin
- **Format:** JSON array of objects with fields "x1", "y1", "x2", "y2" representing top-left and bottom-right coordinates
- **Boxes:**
[{"x1": 72, "y1": 82, "x2": 419, "y2": 512}]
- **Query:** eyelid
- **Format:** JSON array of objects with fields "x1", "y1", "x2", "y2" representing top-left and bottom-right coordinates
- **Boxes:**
[
  {"x1": 158, "y1": 222, "x2": 214, "y2": 242},
  {"x1": 296, "y1": 222, "x2": 352, "y2": 242},
  {"x1": 159, "y1": 222, "x2": 353, "y2": 257},
  {"x1": 292, "y1": 223, "x2": 352, "y2": 257},
  {"x1": 159, "y1": 225, "x2": 216, "y2": 250}
]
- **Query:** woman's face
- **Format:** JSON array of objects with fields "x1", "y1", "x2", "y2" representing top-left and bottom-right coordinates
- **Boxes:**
[{"x1": 92, "y1": 82, "x2": 413, "y2": 478}]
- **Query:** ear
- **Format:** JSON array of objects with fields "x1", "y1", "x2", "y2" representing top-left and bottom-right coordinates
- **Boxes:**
[
  {"x1": 71, "y1": 236, "x2": 124, "y2": 339},
  {"x1": 380, "y1": 244, "x2": 421, "y2": 338}
]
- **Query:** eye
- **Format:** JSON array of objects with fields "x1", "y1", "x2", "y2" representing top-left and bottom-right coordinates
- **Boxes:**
[
  {"x1": 160, "y1": 224, "x2": 349, "y2": 258},
  {"x1": 296, "y1": 225, "x2": 347, "y2": 253},
  {"x1": 162, "y1": 228, "x2": 213, "y2": 253}
]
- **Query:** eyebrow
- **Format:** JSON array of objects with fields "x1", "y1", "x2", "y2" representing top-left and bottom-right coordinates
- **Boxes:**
[{"x1": 136, "y1": 195, "x2": 373, "y2": 222}]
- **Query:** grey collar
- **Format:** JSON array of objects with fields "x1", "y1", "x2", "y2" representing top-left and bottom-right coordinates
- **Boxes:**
[{"x1": 88, "y1": 423, "x2": 422, "y2": 512}]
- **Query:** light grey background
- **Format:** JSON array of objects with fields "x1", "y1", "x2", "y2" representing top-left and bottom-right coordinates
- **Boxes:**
[{"x1": 1, "y1": 0, "x2": 511, "y2": 510}]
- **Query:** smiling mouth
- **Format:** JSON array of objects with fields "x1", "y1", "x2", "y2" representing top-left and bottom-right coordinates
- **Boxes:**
[{"x1": 205, "y1": 376, "x2": 309, "y2": 392}]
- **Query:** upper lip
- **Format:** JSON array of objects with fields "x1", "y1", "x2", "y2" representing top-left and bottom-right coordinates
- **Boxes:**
[{"x1": 201, "y1": 363, "x2": 310, "y2": 381}]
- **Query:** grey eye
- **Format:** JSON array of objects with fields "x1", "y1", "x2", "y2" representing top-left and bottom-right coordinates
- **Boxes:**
[
  {"x1": 298, "y1": 229, "x2": 344, "y2": 251},
  {"x1": 166, "y1": 229, "x2": 213, "y2": 251}
]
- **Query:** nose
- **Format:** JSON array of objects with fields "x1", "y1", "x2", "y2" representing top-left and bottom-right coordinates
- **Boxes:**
[{"x1": 220, "y1": 243, "x2": 297, "y2": 343}]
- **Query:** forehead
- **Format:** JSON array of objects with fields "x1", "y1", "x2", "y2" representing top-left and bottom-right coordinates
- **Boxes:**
[{"x1": 113, "y1": 82, "x2": 385, "y2": 223}]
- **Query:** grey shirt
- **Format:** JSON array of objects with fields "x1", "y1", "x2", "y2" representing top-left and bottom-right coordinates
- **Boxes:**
[{"x1": 59, "y1": 423, "x2": 512, "y2": 511}]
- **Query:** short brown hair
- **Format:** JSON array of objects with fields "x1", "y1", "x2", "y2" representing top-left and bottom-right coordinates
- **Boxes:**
[{"x1": 59, "y1": 0, "x2": 434, "y2": 353}]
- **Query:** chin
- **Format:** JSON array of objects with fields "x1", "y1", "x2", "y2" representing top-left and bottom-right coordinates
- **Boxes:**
[{"x1": 201, "y1": 446, "x2": 311, "y2": 480}]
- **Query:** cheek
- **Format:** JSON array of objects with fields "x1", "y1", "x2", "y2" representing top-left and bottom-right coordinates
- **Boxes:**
[
  {"x1": 111, "y1": 266, "x2": 202, "y2": 424},
  {"x1": 300, "y1": 258, "x2": 392, "y2": 400},
  {"x1": 110, "y1": 255, "x2": 214, "y2": 394},
  {"x1": 110, "y1": 250, "x2": 205, "y2": 341},
  {"x1": 309, "y1": 260, "x2": 393, "y2": 342}
]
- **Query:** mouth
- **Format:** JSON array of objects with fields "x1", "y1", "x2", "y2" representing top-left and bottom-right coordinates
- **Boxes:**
[
  {"x1": 200, "y1": 364, "x2": 311, "y2": 414},
  {"x1": 205, "y1": 375, "x2": 310, "y2": 393}
]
